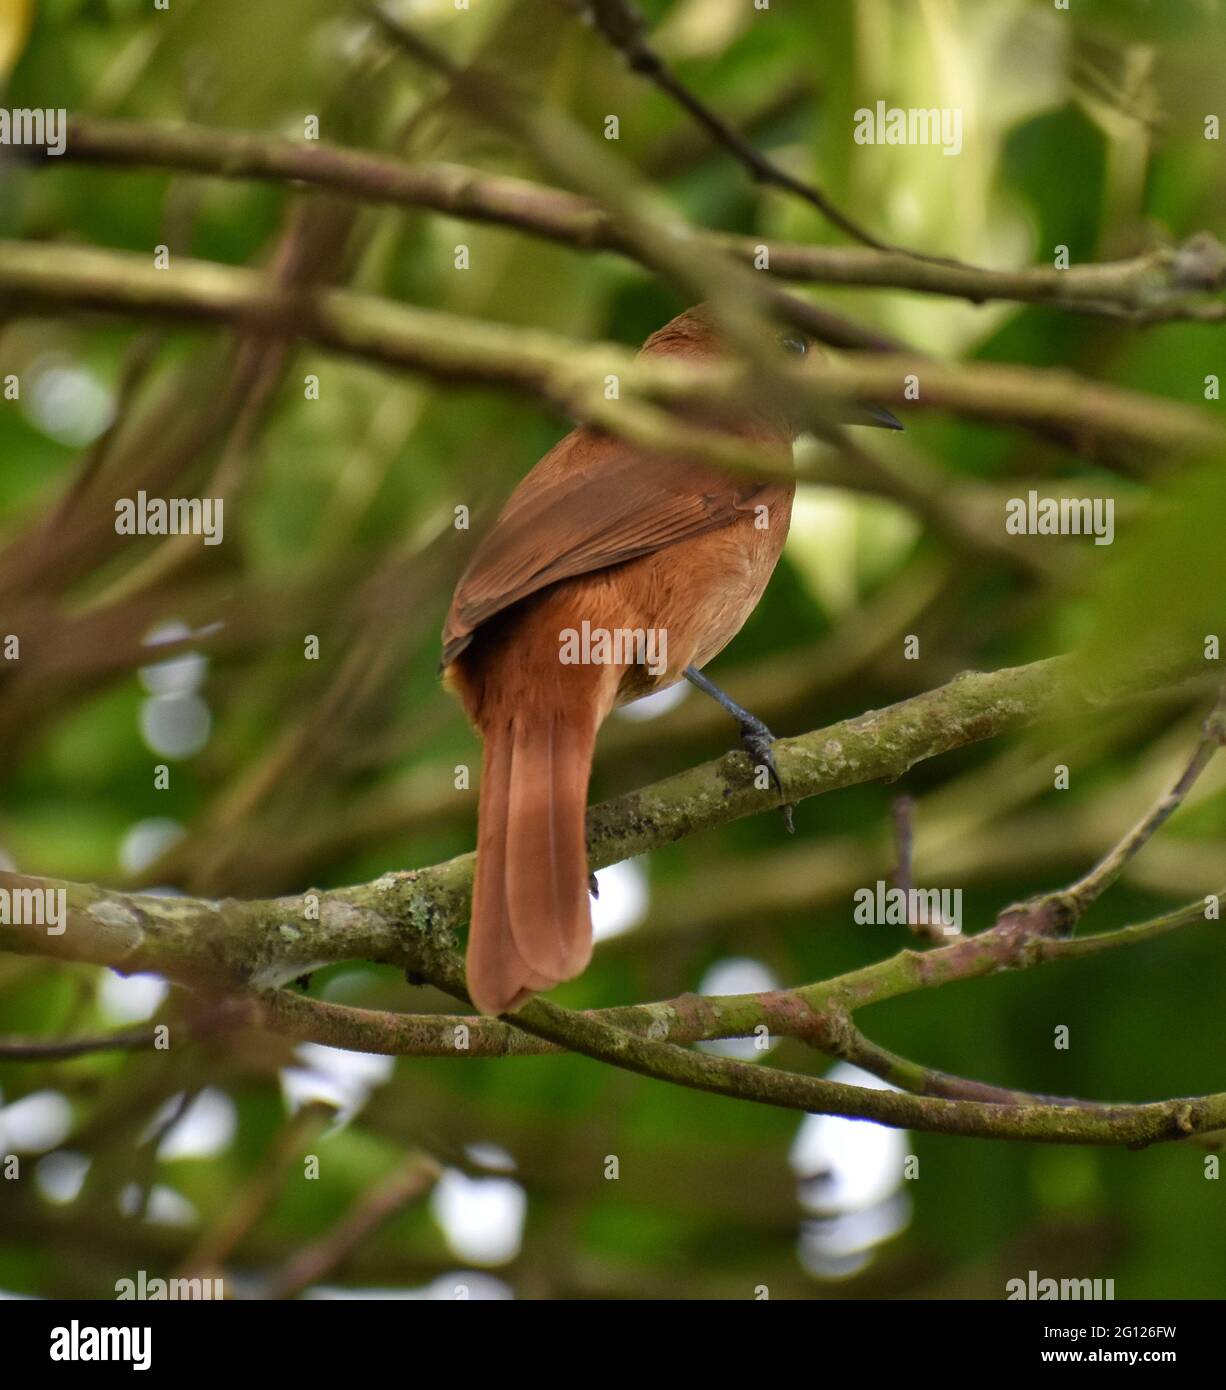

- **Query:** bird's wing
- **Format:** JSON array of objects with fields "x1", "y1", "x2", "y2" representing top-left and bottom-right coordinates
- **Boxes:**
[{"x1": 441, "y1": 439, "x2": 774, "y2": 666}]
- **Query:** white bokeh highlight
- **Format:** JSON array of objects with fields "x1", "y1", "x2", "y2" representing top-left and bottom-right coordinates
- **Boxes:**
[
  {"x1": 591, "y1": 858, "x2": 649, "y2": 943},
  {"x1": 143, "y1": 1088, "x2": 237, "y2": 1161},
  {"x1": 118, "y1": 1183, "x2": 198, "y2": 1227},
  {"x1": 118, "y1": 818, "x2": 186, "y2": 876},
  {"x1": 429, "y1": 1168, "x2": 526, "y2": 1267},
  {"x1": 22, "y1": 353, "x2": 115, "y2": 447},
  {"x1": 696, "y1": 956, "x2": 781, "y2": 1061},
  {"x1": 139, "y1": 692, "x2": 212, "y2": 759},
  {"x1": 98, "y1": 971, "x2": 168, "y2": 1024},
  {"x1": 0, "y1": 1090, "x2": 73, "y2": 1154},
  {"x1": 280, "y1": 1043, "x2": 395, "y2": 1127},
  {"x1": 789, "y1": 1062, "x2": 911, "y2": 1279},
  {"x1": 35, "y1": 1150, "x2": 91, "y2": 1204},
  {"x1": 139, "y1": 620, "x2": 210, "y2": 697}
]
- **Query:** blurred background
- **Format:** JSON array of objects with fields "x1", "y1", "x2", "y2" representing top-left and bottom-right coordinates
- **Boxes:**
[{"x1": 0, "y1": 0, "x2": 1224, "y2": 1299}]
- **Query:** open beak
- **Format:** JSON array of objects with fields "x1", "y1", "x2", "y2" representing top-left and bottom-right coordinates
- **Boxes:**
[{"x1": 855, "y1": 402, "x2": 904, "y2": 431}]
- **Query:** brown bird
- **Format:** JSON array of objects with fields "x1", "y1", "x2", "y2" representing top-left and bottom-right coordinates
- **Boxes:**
[{"x1": 442, "y1": 306, "x2": 900, "y2": 1015}]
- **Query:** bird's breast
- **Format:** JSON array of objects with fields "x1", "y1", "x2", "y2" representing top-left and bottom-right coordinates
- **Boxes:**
[{"x1": 609, "y1": 482, "x2": 795, "y2": 703}]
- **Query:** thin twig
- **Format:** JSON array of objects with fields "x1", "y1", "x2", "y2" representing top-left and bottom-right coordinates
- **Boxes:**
[
  {"x1": 1061, "y1": 686, "x2": 1226, "y2": 915},
  {"x1": 0, "y1": 1026, "x2": 159, "y2": 1060},
  {"x1": 889, "y1": 794, "x2": 915, "y2": 898},
  {"x1": 252, "y1": 884, "x2": 1215, "y2": 1063},
  {"x1": 571, "y1": 0, "x2": 893, "y2": 250},
  {"x1": 178, "y1": 1101, "x2": 338, "y2": 1280},
  {"x1": 887, "y1": 793, "x2": 951, "y2": 942},
  {"x1": 260, "y1": 1152, "x2": 441, "y2": 1298}
]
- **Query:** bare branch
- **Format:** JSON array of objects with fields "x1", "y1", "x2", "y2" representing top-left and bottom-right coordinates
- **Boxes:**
[
  {"x1": 259, "y1": 1152, "x2": 441, "y2": 1298},
  {"x1": 1060, "y1": 686, "x2": 1226, "y2": 915},
  {"x1": 32, "y1": 116, "x2": 1226, "y2": 323},
  {"x1": 0, "y1": 241, "x2": 1218, "y2": 469},
  {"x1": 570, "y1": 0, "x2": 894, "y2": 251},
  {"x1": 0, "y1": 1026, "x2": 159, "y2": 1060}
]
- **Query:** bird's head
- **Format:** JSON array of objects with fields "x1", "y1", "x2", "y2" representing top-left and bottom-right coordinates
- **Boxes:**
[{"x1": 639, "y1": 304, "x2": 902, "y2": 433}]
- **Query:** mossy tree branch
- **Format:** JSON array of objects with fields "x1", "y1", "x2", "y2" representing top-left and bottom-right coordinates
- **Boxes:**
[{"x1": 2, "y1": 651, "x2": 1221, "y2": 1145}]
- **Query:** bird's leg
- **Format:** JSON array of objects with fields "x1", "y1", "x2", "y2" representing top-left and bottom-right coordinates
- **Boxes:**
[{"x1": 683, "y1": 666, "x2": 794, "y2": 833}]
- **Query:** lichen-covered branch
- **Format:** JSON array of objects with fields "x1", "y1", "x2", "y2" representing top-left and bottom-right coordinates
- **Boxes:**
[
  {"x1": 0, "y1": 649, "x2": 1206, "y2": 989},
  {"x1": 508, "y1": 996, "x2": 1226, "y2": 1144},
  {"x1": 1, "y1": 649, "x2": 1220, "y2": 1144}
]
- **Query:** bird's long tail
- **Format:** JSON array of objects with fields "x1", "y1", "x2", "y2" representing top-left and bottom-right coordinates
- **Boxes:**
[{"x1": 466, "y1": 703, "x2": 598, "y2": 1015}]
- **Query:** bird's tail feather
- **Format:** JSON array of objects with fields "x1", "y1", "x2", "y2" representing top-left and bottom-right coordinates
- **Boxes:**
[{"x1": 466, "y1": 706, "x2": 596, "y2": 1015}]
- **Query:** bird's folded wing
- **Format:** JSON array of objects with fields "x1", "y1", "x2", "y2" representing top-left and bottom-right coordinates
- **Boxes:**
[{"x1": 441, "y1": 444, "x2": 773, "y2": 666}]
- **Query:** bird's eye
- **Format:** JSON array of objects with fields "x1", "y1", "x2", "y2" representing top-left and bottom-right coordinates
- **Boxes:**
[{"x1": 780, "y1": 333, "x2": 808, "y2": 357}]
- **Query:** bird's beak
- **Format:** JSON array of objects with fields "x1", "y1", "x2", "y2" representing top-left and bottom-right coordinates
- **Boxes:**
[{"x1": 854, "y1": 402, "x2": 904, "y2": 430}]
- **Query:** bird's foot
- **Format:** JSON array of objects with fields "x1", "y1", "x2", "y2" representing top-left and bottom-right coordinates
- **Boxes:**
[
  {"x1": 738, "y1": 715, "x2": 795, "y2": 834},
  {"x1": 682, "y1": 666, "x2": 795, "y2": 833}
]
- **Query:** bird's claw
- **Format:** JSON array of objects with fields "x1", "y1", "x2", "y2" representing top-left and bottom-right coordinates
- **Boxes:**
[{"x1": 738, "y1": 717, "x2": 795, "y2": 834}]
